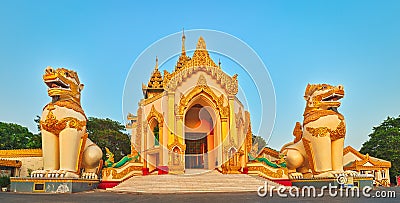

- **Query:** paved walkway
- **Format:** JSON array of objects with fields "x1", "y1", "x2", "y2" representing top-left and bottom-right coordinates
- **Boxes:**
[{"x1": 1, "y1": 188, "x2": 399, "y2": 203}]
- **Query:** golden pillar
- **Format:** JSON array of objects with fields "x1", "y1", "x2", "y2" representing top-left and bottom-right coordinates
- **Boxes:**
[
  {"x1": 158, "y1": 123, "x2": 163, "y2": 165},
  {"x1": 167, "y1": 92, "x2": 175, "y2": 145},
  {"x1": 176, "y1": 115, "x2": 184, "y2": 144},
  {"x1": 221, "y1": 117, "x2": 228, "y2": 143},
  {"x1": 221, "y1": 117, "x2": 228, "y2": 162},
  {"x1": 143, "y1": 120, "x2": 148, "y2": 168},
  {"x1": 228, "y1": 96, "x2": 237, "y2": 144}
]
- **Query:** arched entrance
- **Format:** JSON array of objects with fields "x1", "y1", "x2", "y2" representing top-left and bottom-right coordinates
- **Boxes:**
[
  {"x1": 184, "y1": 96, "x2": 217, "y2": 170},
  {"x1": 147, "y1": 118, "x2": 160, "y2": 171},
  {"x1": 145, "y1": 105, "x2": 164, "y2": 171}
]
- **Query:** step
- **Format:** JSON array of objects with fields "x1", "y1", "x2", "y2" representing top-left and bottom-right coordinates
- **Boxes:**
[{"x1": 107, "y1": 170, "x2": 281, "y2": 193}]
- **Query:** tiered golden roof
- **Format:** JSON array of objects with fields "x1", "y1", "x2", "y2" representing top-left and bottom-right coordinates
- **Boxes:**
[
  {"x1": 147, "y1": 57, "x2": 163, "y2": 89},
  {"x1": 181, "y1": 36, "x2": 218, "y2": 69},
  {"x1": 143, "y1": 32, "x2": 226, "y2": 99},
  {"x1": 0, "y1": 148, "x2": 42, "y2": 158}
]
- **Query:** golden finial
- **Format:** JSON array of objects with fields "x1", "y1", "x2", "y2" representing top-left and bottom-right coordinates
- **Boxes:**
[
  {"x1": 196, "y1": 36, "x2": 206, "y2": 50},
  {"x1": 182, "y1": 28, "x2": 186, "y2": 56},
  {"x1": 155, "y1": 56, "x2": 158, "y2": 70}
]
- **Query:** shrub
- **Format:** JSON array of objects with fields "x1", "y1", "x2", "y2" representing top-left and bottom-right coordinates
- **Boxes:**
[{"x1": 0, "y1": 176, "x2": 10, "y2": 187}]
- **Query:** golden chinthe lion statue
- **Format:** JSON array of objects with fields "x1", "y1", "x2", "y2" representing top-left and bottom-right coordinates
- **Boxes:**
[
  {"x1": 31, "y1": 67, "x2": 103, "y2": 179},
  {"x1": 280, "y1": 84, "x2": 356, "y2": 179}
]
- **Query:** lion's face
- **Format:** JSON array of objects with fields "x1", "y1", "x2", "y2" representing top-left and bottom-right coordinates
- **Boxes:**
[
  {"x1": 43, "y1": 66, "x2": 84, "y2": 104},
  {"x1": 304, "y1": 84, "x2": 344, "y2": 112}
]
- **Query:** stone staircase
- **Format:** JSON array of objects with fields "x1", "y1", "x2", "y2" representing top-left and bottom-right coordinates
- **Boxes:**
[{"x1": 107, "y1": 170, "x2": 283, "y2": 193}]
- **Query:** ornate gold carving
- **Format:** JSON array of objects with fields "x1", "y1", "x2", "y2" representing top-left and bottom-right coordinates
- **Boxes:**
[
  {"x1": 235, "y1": 107, "x2": 244, "y2": 126},
  {"x1": 245, "y1": 111, "x2": 253, "y2": 153},
  {"x1": 146, "y1": 105, "x2": 164, "y2": 127},
  {"x1": 302, "y1": 138, "x2": 318, "y2": 174},
  {"x1": 177, "y1": 84, "x2": 229, "y2": 118},
  {"x1": 306, "y1": 126, "x2": 329, "y2": 138},
  {"x1": 257, "y1": 147, "x2": 280, "y2": 159},
  {"x1": 167, "y1": 135, "x2": 186, "y2": 151},
  {"x1": 142, "y1": 91, "x2": 163, "y2": 105},
  {"x1": 306, "y1": 120, "x2": 346, "y2": 141},
  {"x1": 162, "y1": 37, "x2": 238, "y2": 95},
  {"x1": 146, "y1": 57, "x2": 163, "y2": 89},
  {"x1": 173, "y1": 103, "x2": 180, "y2": 116},
  {"x1": 182, "y1": 37, "x2": 218, "y2": 69},
  {"x1": 247, "y1": 165, "x2": 285, "y2": 178},
  {"x1": 329, "y1": 120, "x2": 346, "y2": 141},
  {"x1": 0, "y1": 149, "x2": 42, "y2": 158},
  {"x1": 197, "y1": 74, "x2": 207, "y2": 86},
  {"x1": 102, "y1": 165, "x2": 143, "y2": 180},
  {"x1": 227, "y1": 74, "x2": 238, "y2": 95},
  {"x1": 168, "y1": 136, "x2": 185, "y2": 173},
  {"x1": 135, "y1": 108, "x2": 143, "y2": 152},
  {"x1": 40, "y1": 111, "x2": 86, "y2": 136},
  {"x1": 224, "y1": 141, "x2": 238, "y2": 155},
  {"x1": 221, "y1": 162, "x2": 242, "y2": 174},
  {"x1": 43, "y1": 100, "x2": 85, "y2": 118},
  {"x1": 0, "y1": 159, "x2": 22, "y2": 168},
  {"x1": 293, "y1": 122, "x2": 303, "y2": 143},
  {"x1": 304, "y1": 110, "x2": 344, "y2": 125},
  {"x1": 164, "y1": 66, "x2": 238, "y2": 95}
]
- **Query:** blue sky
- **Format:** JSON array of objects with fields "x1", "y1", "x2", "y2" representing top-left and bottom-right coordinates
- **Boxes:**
[{"x1": 0, "y1": 0, "x2": 399, "y2": 150}]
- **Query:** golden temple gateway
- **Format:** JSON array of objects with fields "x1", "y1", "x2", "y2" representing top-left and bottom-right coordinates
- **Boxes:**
[{"x1": 127, "y1": 33, "x2": 252, "y2": 174}]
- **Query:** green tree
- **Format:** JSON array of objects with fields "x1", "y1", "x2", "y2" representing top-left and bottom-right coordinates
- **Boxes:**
[
  {"x1": 360, "y1": 116, "x2": 400, "y2": 185},
  {"x1": 252, "y1": 134, "x2": 267, "y2": 152},
  {"x1": 34, "y1": 115, "x2": 41, "y2": 132},
  {"x1": 0, "y1": 122, "x2": 41, "y2": 149},
  {"x1": 86, "y1": 117, "x2": 131, "y2": 161}
]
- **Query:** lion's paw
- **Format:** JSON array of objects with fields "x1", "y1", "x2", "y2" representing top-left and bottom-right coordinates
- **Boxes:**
[
  {"x1": 289, "y1": 172, "x2": 304, "y2": 179},
  {"x1": 45, "y1": 170, "x2": 57, "y2": 178},
  {"x1": 81, "y1": 172, "x2": 98, "y2": 179},
  {"x1": 30, "y1": 170, "x2": 47, "y2": 178},
  {"x1": 64, "y1": 171, "x2": 79, "y2": 178}
]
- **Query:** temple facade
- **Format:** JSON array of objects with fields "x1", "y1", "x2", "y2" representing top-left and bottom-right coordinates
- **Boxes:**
[
  {"x1": 0, "y1": 149, "x2": 42, "y2": 177},
  {"x1": 343, "y1": 146, "x2": 391, "y2": 186},
  {"x1": 127, "y1": 33, "x2": 252, "y2": 174}
]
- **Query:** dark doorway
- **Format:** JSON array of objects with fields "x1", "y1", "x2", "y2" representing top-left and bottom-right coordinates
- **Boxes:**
[{"x1": 185, "y1": 133, "x2": 208, "y2": 169}]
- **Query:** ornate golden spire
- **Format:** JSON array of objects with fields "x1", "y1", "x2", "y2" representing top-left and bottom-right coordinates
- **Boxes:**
[
  {"x1": 182, "y1": 36, "x2": 218, "y2": 69},
  {"x1": 175, "y1": 30, "x2": 191, "y2": 71},
  {"x1": 147, "y1": 57, "x2": 163, "y2": 89}
]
